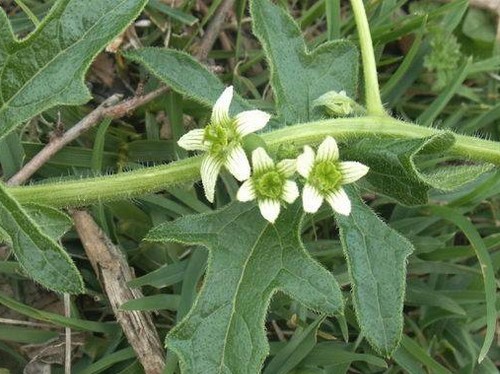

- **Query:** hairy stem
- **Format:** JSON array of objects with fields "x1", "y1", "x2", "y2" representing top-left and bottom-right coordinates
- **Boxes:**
[
  {"x1": 8, "y1": 116, "x2": 500, "y2": 207},
  {"x1": 350, "y1": 0, "x2": 385, "y2": 116}
]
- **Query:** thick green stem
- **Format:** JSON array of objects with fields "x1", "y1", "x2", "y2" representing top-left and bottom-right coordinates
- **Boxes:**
[
  {"x1": 8, "y1": 116, "x2": 500, "y2": 207},
  {"x1": 350, "y1": 0, "x2": 385, "y2": 116}
]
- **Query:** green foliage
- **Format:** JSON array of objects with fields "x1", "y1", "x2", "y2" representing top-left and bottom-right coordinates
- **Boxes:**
[
  {"x1": 462, "y1": 8, "x2": 497, "y2": 44},
  {"x1": 263, "y1": 316, "x2": 325, "y2": 374},
  {"x1": 0, "y1": 133, "x2": 24, "y2": 179},
  {"x1": 345, "y1": 134, "x2": 493, "y2": 205},
  {"x1": 430, "y1": 206, "x2": 497, "y2": 362},
  {"x1": 0, "y1": 292, "x2": 117, "y2": 333},
  {"x1": 125, "y1": 48, "x2": 251, "y2": 115},
  {"x1": 335, "y1": 189, "x2": 413, "y2": 355},
  {"x1": 250, "y1": 0, "x2": 358, "y2": 124},
  {"x1": 146, "y1": 202, "x2": 343, "y2": 373},
  {"x1": 423, "y1": 28, "x2": 462, "y2": 91},
  {"x1": 0, "y1": 0, "x2": 499, "y2": 372},
  {"x1": 147, "y1": 0, "x2": 198, "y2": 26},
  {"x1": 0, "y1": 0, "x2": 148, "y2": 141},
  {"x1": 0, "y1": 183, "x2": 83, "y2": 294}
]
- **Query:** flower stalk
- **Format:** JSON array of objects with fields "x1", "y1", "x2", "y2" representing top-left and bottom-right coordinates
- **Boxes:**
[{"x1": 350, "y1": 0, "x2": 386, "y2": 116}]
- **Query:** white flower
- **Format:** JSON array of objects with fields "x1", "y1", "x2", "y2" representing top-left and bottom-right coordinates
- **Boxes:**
[
  {"x1": 297, "y1": 136, "x2": 369, "y2": 216},
  {"x1": 237, "y1": 148, "x2": 299, "y2": 223},
  {"x1": 178, "y1": 86, "x2": 271, "y2": 202}
]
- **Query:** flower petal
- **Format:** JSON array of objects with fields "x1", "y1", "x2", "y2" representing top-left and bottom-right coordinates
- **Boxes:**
[
  {"x1": 225, "y1": 145, "x2": 251, "y2": 181},
  {"x1": 236, "y1": 179, "x2": 256, "y2": 202},
  {"x1": 258, "y1": 199, "x2": 281, "y2": 223},
  {"x1": 302, "y1": 184, "x2": 324, "y2": 213},
  {"x1": 177, "y1": 129, "x2": 207, "y2": 151},
  {"x1": 200, "y1": 155, "x2": 223, "y2": 203},
  {"x1": 252, "y1": 147, "x2": 274, "y2": 173},
  {"x1": 235, "y1": 110, "x2": 271, "y2": 136},
  {"x1": 340, "y1": 161, "x2": 369, "y2": 184},
  {"x1": 326, "y1": 187, "x2": 351, "y2": 216},
  {"x1": 317, "y1": 136, "x2": 339, "y2": 161},
  {"x1": 277, "y1": 159, "x2": 296, "y2": 177},
  {"x1": 211, "y1": 86, "x2": 233, "y2": 124},
  {"x1": 282, "y1": 180, "x2": 299, "y2": 204},
  {"x1": 296, "y1": 146, "x2": 315, "y2": 178}
]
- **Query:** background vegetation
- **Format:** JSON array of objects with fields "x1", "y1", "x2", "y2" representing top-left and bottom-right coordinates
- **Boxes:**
[{"x1": 0, "y1": 0, "x2": 499, "y2": 373}]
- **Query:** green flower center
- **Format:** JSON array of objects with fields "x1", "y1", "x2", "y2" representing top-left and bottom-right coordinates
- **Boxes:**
[
  {"x1": 309, "y1": 160, "x2": 342, "y2": 194},
  {"x1": 204, "y1": 120, "x2": 239, "y2": 158},
  {"x1": 254, "y1": 170, "x2": 284, "y2": 200}
]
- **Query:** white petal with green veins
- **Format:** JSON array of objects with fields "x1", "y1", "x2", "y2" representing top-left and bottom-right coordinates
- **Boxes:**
[
  {"x1": 201, "y1": 155, "x2": 223, "y2": 202},
  {"x1": 302, "y1": 184, "x2": 324, "y2": 213},
  {"x1": 296, "y1": 146, "x2": 315, "y2": 178},
  {"x1": 225, "y1": 145, "x2": 251, "y2": 181},
  {"x1": 252, "y1": 147, "x2": 274, "y2": 173},
  {"x1": 340, "y1": 161, "x2": 370, "y2": 184},
  {"x1": 317, "y1": 136, "x2": 339, "y2": 161},
  {"x1": 326, "y1": 188, "x2": 351, "y2": 216},
  {"x1": 178, "y1": 129, "x2": 207, "y2": 151},
  {"x1": 276, "y1": 159, "x2": 296, "y2": 177},
  {"x1": 237, "y1": 180, "x2": 256, "y2": 202},
  {"x1": 258, "y1": 199, "x2": 281, "y2": 223},
  {"x1": 211, "y1": 86, "x2": 233, "y2": 124},
  {"x1": 235, "y1": 110, "x2": 271, "y2": 136},
  {"x1": 282, "y1": 180, "x2": 299, "y2": 204}
]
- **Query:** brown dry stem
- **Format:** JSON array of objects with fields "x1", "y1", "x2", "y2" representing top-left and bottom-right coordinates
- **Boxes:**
[
  {"x1": 195, "y1": 0, "x2": 235, "y2": 61},
  {"x1": 71, "y1": 210, "x2": 165, "y2": 374},
  {"x1": 7, "y1": 86, "x2": 169, "y2": 186}
]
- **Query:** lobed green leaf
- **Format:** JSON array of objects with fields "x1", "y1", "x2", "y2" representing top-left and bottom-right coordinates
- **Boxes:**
[
  {"x1": 0, "y1": 183, "x2": 84, "y2": 294},
  {"x1": 124, "y1": 48, "x2": 251, "y2": 115},
  {"x1": 344, "y1": 133, "x2": 493, "y2": 205},
  {"x1": 146, "y1": 202, "x2": 343, "y2": 373},
  {"x1": 0, "y1": 0, "x2": 148, "y2": 140},
  {"x1": 250, "y1": 0, "x2": 358, "y2": 124},
  {"x1": 335, "y1": 188, "x2": 414, "y2": 356}
]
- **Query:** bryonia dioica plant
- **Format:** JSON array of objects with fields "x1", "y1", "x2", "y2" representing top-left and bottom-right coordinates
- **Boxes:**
[{"x1": 0, "y1": 0, "x2": 499, "y2": 373}]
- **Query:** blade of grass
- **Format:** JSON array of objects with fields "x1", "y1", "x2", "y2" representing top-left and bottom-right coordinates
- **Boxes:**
[
  {"x1": 400, "y1": 335, "x2": 453, "y2": 374},
  {"x1": 0, "y1": 325, "x2": 58, "y2": 344},
  {"x1": 79, "y1": 347, "x2": 136, "y2": 374},
  {"x1": 325, "y1": 0, "x2": 341, "y2": 40},
  {"x1": 120, "y1": 294, "x2": 180, "y2": 311},
  {"x1": 167, "y1": 92, "x2": 187, "y2": 159},
  {"x1": 14, "y1": 0, "x2": 40, "y2": 26},
  {"x1": 417, "y1": 59, "x2": 471, "y2": 126},
  {"x1": 0, "y1": 292, "x2": 117, "y2": 334},
  {"x1": 381, "y1": 20, "x2": 426, "y2": 100},
  {"x1": 430, "y1": 206, "x2": 497, "y2": 363}
]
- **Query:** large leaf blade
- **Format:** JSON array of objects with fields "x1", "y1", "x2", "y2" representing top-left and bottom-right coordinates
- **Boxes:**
[
  {"x1": 344, "y1": 134, "x2": 493, "y2": 205},
  {"x1": 124, "y1": 48, "x2": 251, "y2": 115},
  {"x1": 0, "y1": 183, "x2": 84, "y2": 294},
  {"x1": 335, "y1": 189, "x2": 414, "y2": 355},
  {"x1": 0, "y1": 0, "x2": 148, "y2": 140},
  {"x1": 250, "y1": 0, "x2": 358, "y2": 124},
  {"x1": 146, "y1": 202, "x2": 343, "y2": 373}
]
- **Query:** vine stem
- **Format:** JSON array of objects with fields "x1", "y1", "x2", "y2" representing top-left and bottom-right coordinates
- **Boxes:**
[
  {"x1": 350, "y1": 0, "x2": 386, "y2": 116},
  {"x1": 8, "y1": 116, "x2": 500, "y2": 208}
]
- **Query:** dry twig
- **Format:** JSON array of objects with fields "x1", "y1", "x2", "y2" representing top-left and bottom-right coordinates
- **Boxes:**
[
  {"x1": 196, "y1": 0, "x2": 235, "y2": 61},
  {"x1": 72, "y1": 210, "x2": 165, "y2": 374},
  {"x1": 7, "y1": 86, "x2": 169, "y2": 186},
  {"x1": 64, "y1": 294, "x2": 71, "y2": 374}
]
